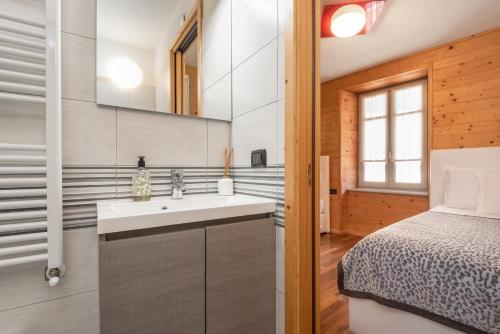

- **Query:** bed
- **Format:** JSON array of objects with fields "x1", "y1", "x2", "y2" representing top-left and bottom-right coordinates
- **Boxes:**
[{"x1": 339, "y1": 147, "x2": 500, "y2": 334}]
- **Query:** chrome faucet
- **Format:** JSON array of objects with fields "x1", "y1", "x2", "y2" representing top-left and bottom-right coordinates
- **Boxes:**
[{"x1": 171, "y1": 169, "x2": 185, "y2": 199}]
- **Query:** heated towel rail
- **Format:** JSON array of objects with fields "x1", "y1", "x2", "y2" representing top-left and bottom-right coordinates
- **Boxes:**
[{"x1": 0, "y1": 0, "x2": 64, "y2": 286}]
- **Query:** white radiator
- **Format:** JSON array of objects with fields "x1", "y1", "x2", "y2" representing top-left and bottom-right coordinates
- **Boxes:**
[{"x1": 0, "y1": 1, "x2": 63, "y2": 286}]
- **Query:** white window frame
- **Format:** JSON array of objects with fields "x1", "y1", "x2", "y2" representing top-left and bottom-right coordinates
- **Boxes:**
[{"x1": 359, "y1": 79, "x2": 428, "y2": 191}]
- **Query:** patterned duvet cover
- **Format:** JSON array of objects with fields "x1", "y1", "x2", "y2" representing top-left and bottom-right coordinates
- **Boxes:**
[{"x1": 338, "y1": 211, "x2": 500, "y2": 334}]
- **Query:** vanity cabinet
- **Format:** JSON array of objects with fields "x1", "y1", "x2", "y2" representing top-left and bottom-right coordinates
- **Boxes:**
[
  {"x1": 100, "y1": 228, "x2": 205, "y2": 334},
  {"x1": 99, "y1": 217, "x2": 275, "y2": 334},
  {"x1": 206, "y1": 218, "x2": 276, "y2": 334}
]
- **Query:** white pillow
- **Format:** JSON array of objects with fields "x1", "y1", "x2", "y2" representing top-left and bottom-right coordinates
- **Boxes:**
[
  {"x1": 443, "y1": 167, "x2": 480, "y2": 209},
  {"x1": 477, "y1": 170, "x2": 500, "y2": 215}
]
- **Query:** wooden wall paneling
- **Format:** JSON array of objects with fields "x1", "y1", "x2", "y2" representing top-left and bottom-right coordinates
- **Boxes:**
[
  {"x1": 320, "y1": 85, "x2": 341, "y2": 233},
  {"x1": 343, "y1": 191, "x2": 429, "y2": 236},
  {"x1": 431, "y1": 39, "x2": 500, "y2": 70},
  {"x1": 431, "y1": 29, "x2": 500, "y2": 149},
  {"x1": 432, "y1": 131, "x2": 500, "y2": 149},
  {"x1": 321, "y1": 27, "x2": 500, "y2": 236},
  {"x1": 432, "y1": 52, "x2": 500, "y2": 80},
  {"x1": 433, "y1": 99, "x2": 500, "y2": 126},
  {"x1": 323, "y1": 28, "x2": 500, "y2": 92},
  {"x1": 433, "y1": 76, "x2": 500, "y2": 106},
  {"x1": 339, "y1": 90, "x2": 358, "y2": 235},
  {"x1": 339, "y1": 90, "x2": 358, "y2": 191}
]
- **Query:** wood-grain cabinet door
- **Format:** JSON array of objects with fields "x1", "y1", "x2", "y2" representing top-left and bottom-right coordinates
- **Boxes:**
[
  {"x1": 100, "y1": 229, "x2": 205, "y2": 334},
  {"x1": 206, "y1": 218, "x2": 276, "y2": 334}
]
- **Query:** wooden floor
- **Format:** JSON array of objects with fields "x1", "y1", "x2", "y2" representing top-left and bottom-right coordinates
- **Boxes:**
[{"x1": 320, "y1": 233, "x2": 363, "y2": 334}]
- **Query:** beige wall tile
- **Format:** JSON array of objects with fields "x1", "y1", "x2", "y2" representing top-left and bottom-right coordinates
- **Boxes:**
[
  {"x1": 207, "y1": 120, "x2": 230, "y2": 167},
  {"x1": 62, "y1": 32, "x2": 96, "y2": 102},
  {"x1": 0, "y1": 290, "x2": 99, "y2": 334},
  {"x1": 62, "y1": 0, "x2": 96, "y2": 38},
  {"x1": 203, "y1": 73, "x2": 232, "y2": 121},
  {"x1": 232, "y1": 0, "x2": 278, "y2": 68},
  {"x1": 117, "y1": 108, "x2": 208, "y2": 166},
  {"x1": 62, "y1": 99, "x2": 116, "y2": 165},
  {"x1": 232, "y1": 103, "x2": 278, "y2": 167},
  {"x1": 0, "y1": 228, "x2": 98, "y2": 311},
  {"x1": 232, "y1": 39, "x2": 278, "y2": 118}
]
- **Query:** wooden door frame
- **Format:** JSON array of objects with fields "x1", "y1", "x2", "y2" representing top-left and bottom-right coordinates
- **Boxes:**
[
  {"x1": 284, "y1": 0, "x2": 321, "y2": 333},
  {"x1": 169, "y1": 0, "x2": 203, "y2": 116}
]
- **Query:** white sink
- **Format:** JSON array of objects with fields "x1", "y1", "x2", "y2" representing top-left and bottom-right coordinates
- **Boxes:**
[{"x1": 97, "y1": 194, "x2": 276, "y2": 234}]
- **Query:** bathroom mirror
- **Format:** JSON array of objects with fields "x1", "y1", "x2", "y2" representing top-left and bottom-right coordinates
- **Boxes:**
[{"x1": 96, "y1": 0, "x2": 232, "y2": 121}]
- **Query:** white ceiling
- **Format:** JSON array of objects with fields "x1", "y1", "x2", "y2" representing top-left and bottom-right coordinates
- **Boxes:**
[
  {"x1": 320, "y1": 0, "x2": 500, "y2": 82},
  {"x1": 97, "y1": 0, "x2": 181, "y2": 50}
]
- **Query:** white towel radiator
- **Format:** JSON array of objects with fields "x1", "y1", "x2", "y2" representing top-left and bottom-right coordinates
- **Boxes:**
[{"x1": 0, "y1": 0, "x2": 64, "y2": 286}]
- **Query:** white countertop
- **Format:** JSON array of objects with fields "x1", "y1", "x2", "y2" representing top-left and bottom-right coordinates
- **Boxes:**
[{"x1": 97, "y1": 194, "x2": 276, "y2": 234}]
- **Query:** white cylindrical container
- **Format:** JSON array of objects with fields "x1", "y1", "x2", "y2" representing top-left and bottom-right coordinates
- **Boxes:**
[{"x1": 218, "y1": 177, "x2": 233, "y2": 196}]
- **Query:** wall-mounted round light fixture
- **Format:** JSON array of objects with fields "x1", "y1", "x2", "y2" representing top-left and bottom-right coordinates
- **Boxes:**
[
  {"x1": 107, "y1": 58, "x2": 143, "y2": 89},
  {"x1": 321, "y1": 1, "x2": 386, "y2": 39},
  {"x1": 330, "y1": 4, "x2": 366, "y2": 38}
]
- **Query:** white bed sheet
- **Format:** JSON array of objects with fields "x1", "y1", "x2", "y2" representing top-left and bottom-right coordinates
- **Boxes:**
[{"x1": 430, "y1": 204, "x2": 500, "y2": 220}]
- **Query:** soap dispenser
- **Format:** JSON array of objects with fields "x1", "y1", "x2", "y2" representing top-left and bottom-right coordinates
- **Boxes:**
[{"x1": 132, "y1": 156, "x2": 151, "y2": 202}]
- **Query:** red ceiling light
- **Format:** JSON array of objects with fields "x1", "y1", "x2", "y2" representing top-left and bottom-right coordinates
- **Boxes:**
[{"x1": 321, "y1": 1, "x2": 386, "y2": 38}]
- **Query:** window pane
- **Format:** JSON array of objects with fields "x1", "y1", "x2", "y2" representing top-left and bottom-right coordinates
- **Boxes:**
[
  {"x1": 362, "y1": 93, "x2": 387, "y2": 119},
  {"x1": 395, "y1": 161, "x2": 421, "y2": 184},
  {"x1": 394, "y1": 112, "x2": 422, "y2": 160},
  {"x1": 364, "y1": 162, "x2": 386, "y2": 182},
  {"x1": 394, "y1": 84, "x2": 422, "y2": 114},
  {"x1": 363, "y1": 118, "x2": 386, "y2": 161}
]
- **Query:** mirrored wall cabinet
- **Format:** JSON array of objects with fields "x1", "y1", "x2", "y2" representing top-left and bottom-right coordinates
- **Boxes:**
[{"x1": 96, "y1": 0, "x2": 232, "y2": 121}]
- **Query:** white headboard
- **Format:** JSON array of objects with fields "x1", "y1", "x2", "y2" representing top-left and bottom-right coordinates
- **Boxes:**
[{"x1": 430, "y1": 147, "x2": 500, "y2": 208}]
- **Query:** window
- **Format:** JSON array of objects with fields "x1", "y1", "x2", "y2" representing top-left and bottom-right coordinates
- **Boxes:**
[{"x1": 359, "y1": 80, "x2": 427, "y2": 190}]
